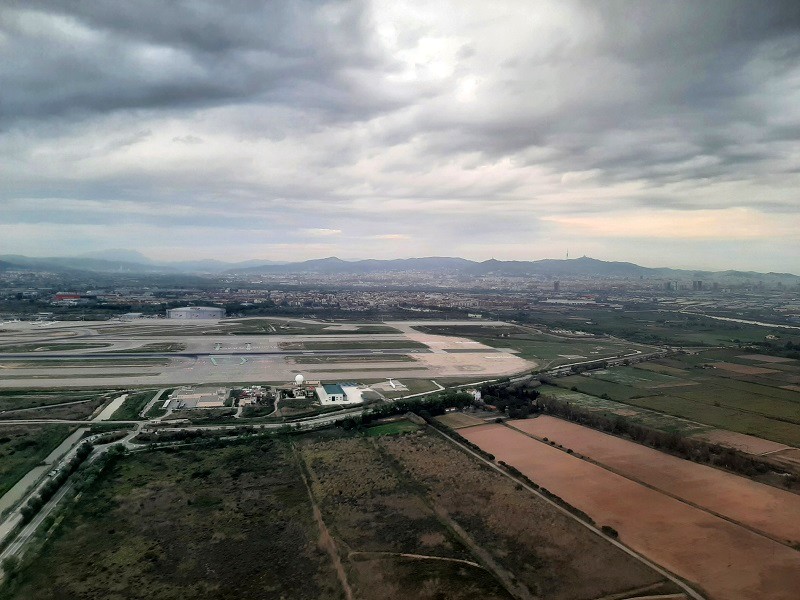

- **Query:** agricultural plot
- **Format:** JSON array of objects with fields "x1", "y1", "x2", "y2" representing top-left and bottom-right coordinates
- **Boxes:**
[
  {"x1": 556, "y1": 351, "x2": 800, "y2": 447},
  {"x1": 508, "y1": 416, "x2": 800, "y2": 546},
  {"x1": 461, "y1": 423, "x2": 800, "y2": 600},
  {"x1": 433, "y1": 413, "x2": 487, "y2": 429},
  {"x1": 539, "y1": 385, "x2": 710, "y2": 435}
]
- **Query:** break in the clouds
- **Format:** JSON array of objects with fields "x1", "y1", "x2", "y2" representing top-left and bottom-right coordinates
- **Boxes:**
[{"x1": 1, "y1": 0, "x2": 799, "y2": 272}]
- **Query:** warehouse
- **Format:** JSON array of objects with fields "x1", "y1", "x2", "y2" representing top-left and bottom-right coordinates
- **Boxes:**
[{"x1": 166, "y1": 306, "x2": 225, "y2": 319}]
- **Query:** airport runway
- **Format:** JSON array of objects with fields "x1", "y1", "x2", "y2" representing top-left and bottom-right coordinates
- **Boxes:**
[{"x1": 0, "y1": 348, "x2": 430, "y2": 360}]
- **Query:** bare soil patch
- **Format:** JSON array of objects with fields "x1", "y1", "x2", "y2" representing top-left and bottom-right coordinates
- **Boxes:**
[
  {"x1": 461, "y1": 423, "x2": 800, "y2": 600},
  {"x1": 711, "y1": 362, "x2": 778, "y2": 375},
  {"x1": 692, "y1": 428, "x2": 791, "y2": 455},
  {"x1": 737, "y1": 354, "x2": 796, "y2": 363},
  {"x1": 509, "y1": 417, "x2": 800, "y2": 545},
  {"x1": 434, "y1": 413, "x2": 487, "y2": 429}
]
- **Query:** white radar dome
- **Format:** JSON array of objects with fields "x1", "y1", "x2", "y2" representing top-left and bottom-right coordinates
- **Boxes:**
[{"x1": 294, "y1": 374, "x2": 305, "y2": 385}]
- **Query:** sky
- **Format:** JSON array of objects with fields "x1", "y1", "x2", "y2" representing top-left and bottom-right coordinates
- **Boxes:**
[{"x1": 1, "y1": 1, "x2": 799, "y2": 273}]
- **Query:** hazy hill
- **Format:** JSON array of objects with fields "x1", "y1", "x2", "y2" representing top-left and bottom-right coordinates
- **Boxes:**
[{"x1": 1, "y1": 252, "x2": 797, "y2": 284}]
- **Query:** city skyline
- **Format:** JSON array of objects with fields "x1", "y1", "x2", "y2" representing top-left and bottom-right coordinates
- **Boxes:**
[{"x1": 2, "y1": 1, "x2": 799, "y2": 272}]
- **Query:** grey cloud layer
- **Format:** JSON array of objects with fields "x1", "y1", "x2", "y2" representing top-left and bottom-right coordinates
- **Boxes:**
[{"x1": 1, "y1": 1, "x2": 799, "y2": 269}]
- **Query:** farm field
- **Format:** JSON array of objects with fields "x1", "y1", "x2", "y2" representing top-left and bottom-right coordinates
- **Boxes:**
[
  {"x1": 553, "y1": 350, "x2": 800, "y2": 447},
  {"x1": 538, "y1": 385, "x2": 710, "y2": 435},
  {"x1": 461, "y1": 423, "x2": 800, "y2": 600},
  {"x1": 527, "y1": 307, "x2": 791, "y2": 347},
  {"x1": 0, "y1": 424, "x2": 74, "y2": 497},
  {"x1": 433, "y1": 413, "x2": 487, "y2": 429},
  {"x1": 508, "y1": 416, "x2": 800, "y2": 546}
]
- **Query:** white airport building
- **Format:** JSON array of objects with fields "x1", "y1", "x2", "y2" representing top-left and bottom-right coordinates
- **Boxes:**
[{"x1": 166, "y1": 306, "x2": 225, "y2": 319}]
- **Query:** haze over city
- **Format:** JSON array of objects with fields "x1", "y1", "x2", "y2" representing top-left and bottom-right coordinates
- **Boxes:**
[{"x1": 2, "y1": 1, "x2": 799, "y2": 272}]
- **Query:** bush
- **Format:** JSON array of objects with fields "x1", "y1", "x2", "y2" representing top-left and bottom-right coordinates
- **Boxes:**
[{"x1": 601, "y1": 525, "x2": 619, "y2": 538}]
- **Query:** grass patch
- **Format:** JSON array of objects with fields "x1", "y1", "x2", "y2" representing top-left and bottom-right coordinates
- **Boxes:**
[
  {"x1": 364, "y1": 420, "x2": 421, "y2": 436},
  {"x1": 109, "y1": 390, "x2": 158, "y2": 421},
  {"x1": 292, "y1": 354, "x2": 417, "y2": 364},
  {"x1": 0, "y1": 343, "x2": 110, "y2": 353},
  {"x1": 110, "y1": 342, "x2": 186, "y2": 353},
  {"x1": 280, "y1": 339, "x2": 427, "y2": 351},
  {"x1": 0, "y1": 424, "x2": 74, "y2": 497}
]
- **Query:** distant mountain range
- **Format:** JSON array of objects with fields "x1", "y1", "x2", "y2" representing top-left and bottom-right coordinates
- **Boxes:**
[{"x1": 1, "y1": 252, "x2": 797, "y2": 284}]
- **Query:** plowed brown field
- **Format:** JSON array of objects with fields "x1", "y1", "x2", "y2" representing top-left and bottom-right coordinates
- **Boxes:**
[
  {"x1": 508, "y1": 416, "x2": 800, "y2": 545},
  {"x1": 461, "y1": 423, "x2": 800, "y2": 600}
]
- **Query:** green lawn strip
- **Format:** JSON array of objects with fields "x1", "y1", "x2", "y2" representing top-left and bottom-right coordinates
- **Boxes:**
[
  {"x1": 0, "y1": 343, "x2": 110, "y2": 353},
  {"x1": 364, "y1": 420, "x2": 421, "y2": 436},
  {"x1": 108, "y1": 342, "x2": 186, "y2": 353},
  {"x1": 292, "y1": 353, "x2": 416, "y2": 364},
  {"x1": 282, "y1": 339, "x2": 427, "y2": 351}
]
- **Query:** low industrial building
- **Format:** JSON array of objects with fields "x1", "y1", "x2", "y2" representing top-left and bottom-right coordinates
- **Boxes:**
[
  {"x1": 166, "y1": 306, "x2": 225, "y2": 319},
  {"x1": 315, "y1": 382, "x2": 369, "y2": 404},
  {"x1": 169, "y1": 387, "x2": 229, "y2": 409}
]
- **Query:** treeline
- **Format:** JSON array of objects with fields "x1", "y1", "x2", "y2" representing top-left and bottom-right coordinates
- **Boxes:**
[
  {"x1": 536, "y1": 394, "x2": 793, "y2": 484},
  {"x1": 20, "y1": 442, "x2": 93, "y2": 524},
  {"x1": 496, "y1": 460, "x2": 596, "y2": 525},
  {"x1": 340, "y1": 391, "x2": 473, "y2": 430},
  {"x1": 480, "y1": 380, "x2": 540, "y2": 418}
]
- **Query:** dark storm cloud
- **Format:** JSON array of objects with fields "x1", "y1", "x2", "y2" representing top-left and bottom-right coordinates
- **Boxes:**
[{"x1": 0, "y1": 0, "x2": 406, "y2": 124}]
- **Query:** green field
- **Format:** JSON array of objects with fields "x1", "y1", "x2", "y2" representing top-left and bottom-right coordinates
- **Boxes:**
[
  {"x1": 0, "y1": 424, "x2": 74, "y2": 497},
  {"x1": 111, "y1": 342, "x2": 186, "y2": 353},
  {"x1": 280, "y1": 340, "x2": 427, "y2": 351},
  {"x1": 525, "y1": 308, "x2": 793, "y2": 347},
  {"x1": 292, "y1": 354, "x2": 417, "y2": 364},
  {"x1": 364, "y1": 420, "x2": 421, "y2": 436},
  {"x1": 550, "y1": 350, "x2": 800, "y2": 446},
  {"x1": 0, "y1": 358, "x2": 170, "y2": 368}
]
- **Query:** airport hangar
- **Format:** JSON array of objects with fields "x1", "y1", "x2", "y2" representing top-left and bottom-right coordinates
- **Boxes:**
[{"x1": 166, "y1": 306, "x2": 226, "y2": 319}]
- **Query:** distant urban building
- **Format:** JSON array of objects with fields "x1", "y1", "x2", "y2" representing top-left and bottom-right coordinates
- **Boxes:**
[
  {"x1": 692, "y1": 281, "x2": 703, "y2": 291},
  {"x1": 166, "y1": 306, "x2": 225, "y2": 319},
  {"x1": 553, "y1": 281, "x2": 560, "y2": 292}
]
